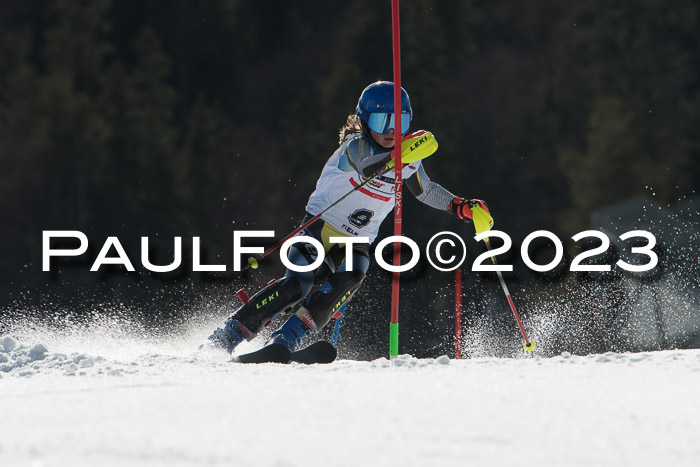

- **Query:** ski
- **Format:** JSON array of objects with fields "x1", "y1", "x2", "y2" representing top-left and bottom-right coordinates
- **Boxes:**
[
  {"x1": 234, "y1": 343, "x2": 291, "y2": 364},
  {"x1": 291, "y1": 341, "x2": 337, "y2": 364},
  {"x1": 233, "y1": 341, "x2": 338, "y2": 364}
]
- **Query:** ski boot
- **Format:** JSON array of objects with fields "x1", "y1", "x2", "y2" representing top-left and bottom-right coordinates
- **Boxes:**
[
  {"x1": 268, "y1": 308, "x2": 317, "y2": 352},
  {"x1": 209, "y1": 276, "x2": 303, "y2": 353},
  {"x1": 208, "y1": 318, "x2": 247, "y2": 353}
]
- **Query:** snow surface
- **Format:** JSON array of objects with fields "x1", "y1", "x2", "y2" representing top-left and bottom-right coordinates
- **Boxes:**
[{"x1": 2, "y1": 330, "x2": 700, "y2": 467}]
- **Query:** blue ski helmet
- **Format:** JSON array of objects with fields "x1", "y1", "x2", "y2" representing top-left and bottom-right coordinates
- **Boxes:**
[{"x1": 356, "y1": 81, "x2": 412, "y2": 136}]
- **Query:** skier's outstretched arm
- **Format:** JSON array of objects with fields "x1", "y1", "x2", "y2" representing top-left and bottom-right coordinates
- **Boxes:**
[{"x1": 406, "y1": 164, "x2": 491, "y2": 221}]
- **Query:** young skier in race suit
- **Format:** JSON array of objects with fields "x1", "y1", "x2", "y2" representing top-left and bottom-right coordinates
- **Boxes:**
[{"x1": 208, "y1": 81, "x2": 490, "y2": 353}]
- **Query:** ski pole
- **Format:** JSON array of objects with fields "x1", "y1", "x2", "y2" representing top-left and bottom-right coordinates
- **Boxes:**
[
  {"x1": 483, "y1": 240, "x2": 535, "y2": 352},
  {"x1": 470, "y1": 205, "x2": 535, "y2": 352},
  {"x1": 242, "y1": 161, "x2": 396, "y2": 271}
]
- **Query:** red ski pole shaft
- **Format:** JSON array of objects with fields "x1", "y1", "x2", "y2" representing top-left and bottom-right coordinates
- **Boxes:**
[
  {"x1": 243, "y1": 162, "x2": 395, "y2": 271},
  {"x1": 245, "y1": 212, "x2": 323, "y2": 268},
  {"x1": 484, "y1": 240, "x2": 533, "y2": 349}
]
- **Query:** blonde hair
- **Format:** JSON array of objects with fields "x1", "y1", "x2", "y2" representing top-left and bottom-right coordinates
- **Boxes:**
[{"x1": 338, "y1": 114, "x2": 363, "y2": 145}]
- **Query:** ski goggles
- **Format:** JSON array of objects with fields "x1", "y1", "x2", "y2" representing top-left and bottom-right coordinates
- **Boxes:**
[{"x1": 367, "y1": 112, "x2": 411, "y2": 135}]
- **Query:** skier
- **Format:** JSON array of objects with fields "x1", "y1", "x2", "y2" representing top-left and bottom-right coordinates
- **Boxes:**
[{"x1": 208, "y1": 81, "x2": 490, "y2": 354}]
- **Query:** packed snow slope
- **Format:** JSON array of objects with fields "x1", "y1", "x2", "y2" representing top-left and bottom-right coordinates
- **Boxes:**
[{"x1": 2, "y1": 329, "x2": 700, "y2": 467}]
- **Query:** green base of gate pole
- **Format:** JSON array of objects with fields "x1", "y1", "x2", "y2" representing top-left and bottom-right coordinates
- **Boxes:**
[{"x1": 389, "y1": 322, "x2": 399, "y2": 358}]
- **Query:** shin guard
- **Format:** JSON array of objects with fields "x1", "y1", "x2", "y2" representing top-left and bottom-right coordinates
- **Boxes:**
[
  {"x1": 301, "y1": 270, "x2": 365, "y2": 330},
  {"x1": 229, "y1": 276, "x2": 303, "y2": 339}
]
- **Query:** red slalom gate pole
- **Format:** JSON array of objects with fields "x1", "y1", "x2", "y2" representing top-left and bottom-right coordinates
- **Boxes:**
[
  {"x1": 389, "y1": 0, "x2": 402, "y2": 358},
  {"x1": 455, "y1": 267, "x2": 463, "y2": 359}
]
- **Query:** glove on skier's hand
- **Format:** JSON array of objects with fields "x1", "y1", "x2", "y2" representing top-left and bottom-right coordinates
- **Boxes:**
[
  {"x1": 449, "y1": 198, "x2": 490, "y2": 221},
  {"x1": 450, "y1": 198, "x2": 494, "y2": 234}
]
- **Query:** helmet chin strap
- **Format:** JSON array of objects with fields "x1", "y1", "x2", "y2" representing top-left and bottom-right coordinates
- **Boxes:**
[{"x1": 359, "y1": 118, "x2": 371, "y2": 137}]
